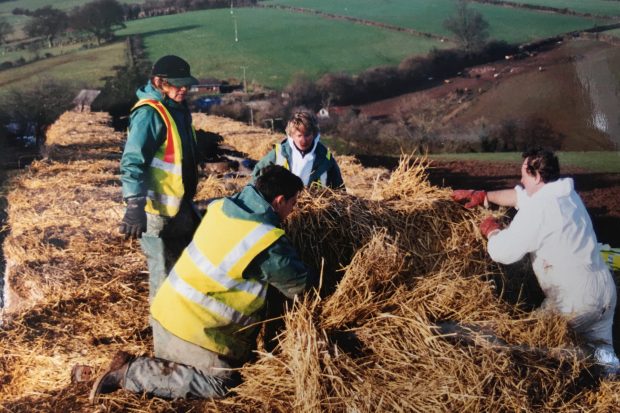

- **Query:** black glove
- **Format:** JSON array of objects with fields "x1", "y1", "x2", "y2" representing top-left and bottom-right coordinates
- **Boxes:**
[{"x1": 119, "y1": 196, "x2": 147, "y2": 239}]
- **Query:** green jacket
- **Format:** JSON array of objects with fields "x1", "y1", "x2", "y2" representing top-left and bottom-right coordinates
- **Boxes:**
[
  {"x1": 120, "y1": 81, "x2": 198, "y2": 201},
  {"x1": 251, "y1": 139, "x2": 345, "y2": 189},
  {"x1": 226, "y1": 185, "x2": 315, "y2": 298}
]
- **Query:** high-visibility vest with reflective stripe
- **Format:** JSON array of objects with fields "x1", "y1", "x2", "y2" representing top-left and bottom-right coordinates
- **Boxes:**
[
  {"x1": 600, "y1": 245, "x2": 620, "y2": 271},
  {"x1": 274, "y1": 143, "x2": 330, "y2": 186},
  {"x1": 131, "y1": 99, "x2": 190, "y2": 217},
  {"x1": 151, "y1": 198, "x2": 285, "y2": 359}
]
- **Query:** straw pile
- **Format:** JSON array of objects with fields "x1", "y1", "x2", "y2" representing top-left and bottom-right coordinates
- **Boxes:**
[
  {"x1": 1, "y1": 112, "x2": 619, "y2": 412},
  {"x1": 192, "y1": 113, "x2": 280, "y2": 160}
]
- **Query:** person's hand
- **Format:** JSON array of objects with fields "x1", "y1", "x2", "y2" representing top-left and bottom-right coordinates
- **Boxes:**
[
  {"x1": 480, "y1": 216, "x2": 501, "y2": 238},
  {"x1": 452, "y1": 189, "x2": 487, "y2": 208},
  {"x1": 119, "y1": 197, "x2": 146, "y2": 239}
]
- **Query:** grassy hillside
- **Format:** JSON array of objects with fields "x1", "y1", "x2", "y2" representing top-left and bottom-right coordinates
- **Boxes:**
[
  {"x1": 605, "y1": 28, "x2": 620, "y2": 38},
  {"x1": 0, "y1": 1, "x2": 607, "y2": 92},
  {"x1": 0, "y1": 42, "x2": 86, "y2": 66},
  {"x1": 431, "y1": 151, "x2": 620, "y2": 173},
  {"x1": 116, "y1": 7, "x2": 445, "y2": 89},
  {"x1": 0, "y1": 41, "x2": 126, "y2": 96},
  {"x1": 266, "y1": 0, "x2": 598, "y2": 43}
]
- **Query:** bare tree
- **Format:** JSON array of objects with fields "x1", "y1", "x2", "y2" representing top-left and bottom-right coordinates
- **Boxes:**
[
  {"x1": 23, "y1": 6, "x2": 68, "y2": 48},
  {"x1": 443, "y1": 0, "x2": 490, "y2": 53},
  {"x1": 0, "y1": 77, "x2": 78, "y2": 146},
  {"x1": 284, "y1": 73, "x2": 321, "y2": 110},
  {"x1": 70, "y1": 0, "x2": 125, "y2": 45},
  {"x1": 0, "y1": 17, "x2": 13, "y2": 46}
]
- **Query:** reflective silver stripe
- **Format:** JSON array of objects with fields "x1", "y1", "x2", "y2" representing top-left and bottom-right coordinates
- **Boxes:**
[
  {"x1": 218, "y1": 223, "x2": 276, "y2": 299},
  {"x1": 319, "y1": 171, "x2": 327, "y2": 186},
  {"x1": 168, "y1": 269, "x2": 257, "y2": 326},
  {"x1": 186, "y1": 241, "x2": 264, "y2": 296},
  {"x1": 147, "y1": 190, "x2": 182, "y2": 208},
  {"x1": 274, "y1": 143, "x2": 284, "y2": 166},
  {"x1": 151, "y1": 157, "x2": 182, "y2": 175},
  {"x1": 275, "y1": 144, "x2": 285, "y2": 166}
]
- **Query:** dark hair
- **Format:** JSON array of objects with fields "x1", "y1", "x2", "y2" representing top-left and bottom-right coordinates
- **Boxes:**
[
  {"x1": 255, "y1": 164, "x2": 304, "y2": 203},
  {"x1": 521, "y1": 147, "x2": 560, "y2": 183}
]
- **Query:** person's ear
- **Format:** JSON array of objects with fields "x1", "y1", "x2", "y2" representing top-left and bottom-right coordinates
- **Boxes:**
[
  {"x1": 152, "y1": 76, "x2": 163, "y2": 89},
  {"x1": 271, "y1": 194, "x2": 285, "y2": 213}
]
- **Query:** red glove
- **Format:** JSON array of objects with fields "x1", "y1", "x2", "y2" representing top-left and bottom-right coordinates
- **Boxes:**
[
  {"x1": 480, "y1": 216, "x2": 501, "y2": 238},
  {"x1": 451, "y1": 189, "x2": 487, "y2": 209}
]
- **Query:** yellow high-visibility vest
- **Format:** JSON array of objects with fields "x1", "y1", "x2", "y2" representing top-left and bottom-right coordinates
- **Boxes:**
[
  {"x1": 151, "y1": 198, "x2": 284, "y2": 359},
  {"x1": 274, "y1": 142, "x2": 330, "y2": 186},
  {"x1": 132, "y1": 99, "x2": 193, "y2": 217},
  {"x1": 600, "y1": 245, "x2": 620, "y2": 272}
]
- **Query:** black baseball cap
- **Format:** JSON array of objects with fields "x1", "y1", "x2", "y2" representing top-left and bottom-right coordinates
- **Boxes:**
[{"x1": 151, "y1": 55, "x2": 199, "y2": 87}]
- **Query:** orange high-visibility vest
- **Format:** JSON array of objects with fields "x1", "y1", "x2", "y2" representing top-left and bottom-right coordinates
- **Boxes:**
[{"x1": 131, "y1": 99, "x2": 194, "y2": 217}]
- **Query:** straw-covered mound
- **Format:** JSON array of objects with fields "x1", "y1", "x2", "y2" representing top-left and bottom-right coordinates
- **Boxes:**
[
  {"x1": 1, "y1": 111, "x2": 619, "y2": 412},
  {"x1": 192, "y1": 113, "x2": 280, "y2": 160}
]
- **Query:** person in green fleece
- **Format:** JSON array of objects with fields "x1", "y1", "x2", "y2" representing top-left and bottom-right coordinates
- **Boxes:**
[
  {"x1": 251, "y1": 111, "x2": 345, "y2": 189},
  {"x1": 90, "y1": 165, "x2": 316, "y2": 402},
  {"x1": 119, "y1": 55, "x2": 202, "y2": 302}
]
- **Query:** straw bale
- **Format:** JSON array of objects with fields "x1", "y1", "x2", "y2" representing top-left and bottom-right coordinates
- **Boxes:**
[{"x1": 284, "y1": 179, "x2": 488, "y2": 294}]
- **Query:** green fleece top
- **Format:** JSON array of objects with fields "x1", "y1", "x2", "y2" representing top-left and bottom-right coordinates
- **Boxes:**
[
  {"x1": 120, "y1": 81, "x2": 198, "y2": 201},
  {"x1": 251, "y1": 138, "x2": 344, "y2": 189},
  {"x1": 222, "y1": 185, "x2": 315, "y2": 298}
]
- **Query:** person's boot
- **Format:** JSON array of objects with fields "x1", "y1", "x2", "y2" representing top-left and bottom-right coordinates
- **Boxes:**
[
  {"x1": 593, "y1": 347, "x2": 620, "y2": 377},
  {"x1": 89, "y1": 351, "x2": 134, "y2": 404}
]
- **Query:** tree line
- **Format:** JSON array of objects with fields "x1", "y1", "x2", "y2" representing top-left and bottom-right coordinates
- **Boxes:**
[{"x1": 3, "y1": 0, "x2": 258, "y2": 50}]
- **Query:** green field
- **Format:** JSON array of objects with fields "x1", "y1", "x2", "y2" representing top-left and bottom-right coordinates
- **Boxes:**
[
  {"x1": 0, "y1": 41, "x2": 125, "y2": 96},
  {"x1": 493, "y1": 0, "x2": 620, "y2": 17},
  {"x1": 0, "y1": 42, "x2": 87, "y2": 66},
  {"x1": 266, "y1": 0, "x2": 598, "y2": 43},
  {"x1": 117, "y1": 8, "x2": 445, "y2": 89},
  {"x1": 430, "y1": 151, "x2": 620, "y2": 173}
]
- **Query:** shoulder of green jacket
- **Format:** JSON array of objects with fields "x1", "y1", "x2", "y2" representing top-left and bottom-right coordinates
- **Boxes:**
[{"x1": 221, "y1": 185, "x2": 281, "y2": 228}]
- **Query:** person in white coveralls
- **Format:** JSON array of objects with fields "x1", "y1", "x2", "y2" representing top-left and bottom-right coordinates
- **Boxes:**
[{"x1": 452, "y1": 147, "x2": 619, "y2": 374}]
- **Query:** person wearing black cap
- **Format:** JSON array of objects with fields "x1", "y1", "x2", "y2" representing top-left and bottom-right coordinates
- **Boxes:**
[{"x1": 119, "y1": 55, "x2": 201, "y2": 303}]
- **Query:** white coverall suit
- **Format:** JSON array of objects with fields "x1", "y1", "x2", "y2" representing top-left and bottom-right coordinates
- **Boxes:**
[{"x1": 487, "y1": 178, "x2": 619, "y2": 369}]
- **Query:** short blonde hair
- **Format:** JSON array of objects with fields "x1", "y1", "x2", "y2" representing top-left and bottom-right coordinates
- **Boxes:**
[{"x1": 286, "y1": 111, "x2": 319, "y2": 138}]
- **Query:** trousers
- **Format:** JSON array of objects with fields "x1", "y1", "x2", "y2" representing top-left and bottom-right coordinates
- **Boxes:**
[
  {"x1": 139, "y1": 199, "x2": 200, "y2": 302},
  {"x1": 123, "y1": 320, "x2": 240, "y2": 399}
]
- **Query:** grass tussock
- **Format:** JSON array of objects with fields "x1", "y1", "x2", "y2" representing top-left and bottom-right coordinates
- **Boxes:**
[{"x1": 1, "y1": 112, "x2": 618, "y2": 413}]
